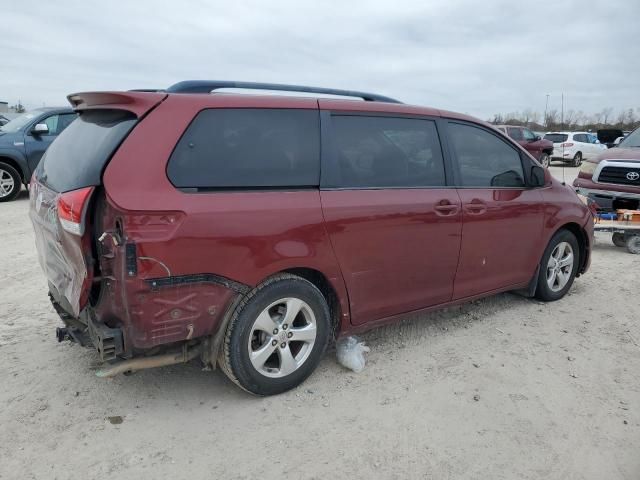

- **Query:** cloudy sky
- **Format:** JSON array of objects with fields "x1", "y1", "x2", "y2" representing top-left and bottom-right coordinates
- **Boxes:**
[{"x1": 2, "y1": 0, "x2": 638, "y2": 119}]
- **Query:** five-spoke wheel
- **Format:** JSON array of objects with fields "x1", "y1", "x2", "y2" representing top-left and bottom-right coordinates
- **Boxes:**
[
  {"x1": 536, "y1": 229, "x2": 580, "y2": 301},
  {"x1": 219, "y1": 274, "x2": 331, "y2": 395}
]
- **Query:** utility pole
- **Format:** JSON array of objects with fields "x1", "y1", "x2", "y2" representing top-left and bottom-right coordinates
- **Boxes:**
[{"x1": 544, "y1": 94, "x2": 550, "y2": 128}]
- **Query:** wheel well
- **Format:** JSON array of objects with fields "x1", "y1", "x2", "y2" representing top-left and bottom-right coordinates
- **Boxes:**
[
  {"x1": 557, "y1": 222, "x2": 588, "y2": 275},
  {"x1": 281, "y1": 267, "x2": 341, "y2": 337},
  {"x1": 0, "y1": 156, "x2": 26, "y2": 183}
]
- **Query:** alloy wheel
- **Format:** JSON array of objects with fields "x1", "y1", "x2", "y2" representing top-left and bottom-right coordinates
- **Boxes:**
[
  {"x1": 0, "y1": 168, "x2": 15, "y2": 198},
  {"x1": 546, "y1": 241, "x2": 574, "y2": 292},
  {"x1": 247, "y1": 297, "x2": 317, "y2": 378}
]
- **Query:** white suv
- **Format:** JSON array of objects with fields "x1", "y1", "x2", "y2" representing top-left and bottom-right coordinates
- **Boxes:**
[{"x1": 544, "y1": 131, "x2": 607, "y2": 166}]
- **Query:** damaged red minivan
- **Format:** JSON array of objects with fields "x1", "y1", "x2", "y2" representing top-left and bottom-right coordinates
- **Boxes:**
[{"x1": 29, "y1": 81, "x2": 593, "y2": 395}]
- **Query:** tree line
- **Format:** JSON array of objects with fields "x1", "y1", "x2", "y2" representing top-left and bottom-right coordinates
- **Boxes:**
[{"x1": 489, "y1": 107, "x2": 640, "y2": 132}]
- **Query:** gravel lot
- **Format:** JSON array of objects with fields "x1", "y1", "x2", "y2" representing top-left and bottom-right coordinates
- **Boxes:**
[{"x1": 1, "y1": 166, "x2": 639, "y2": 480}]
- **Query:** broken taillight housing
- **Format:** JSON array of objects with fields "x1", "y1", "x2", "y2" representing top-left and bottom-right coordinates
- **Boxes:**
[{"x1": 57, "y1": 186, "x2": 94, "y2": 235}]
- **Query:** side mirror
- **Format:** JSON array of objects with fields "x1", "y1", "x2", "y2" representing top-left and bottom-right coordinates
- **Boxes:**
[
  {"x1": 31, "y1": 123, "x2": 49, "y2": 135},
  {"x1": 595, "y1": 139, "x2": 601, "y2": 144},
  {"x1": 530, "y1": 165, "x2": 546, "y2": 187},
  {"x1": 534, "y1": 135, "x2": 541, "y2": 141},
  {"x1": 613, "y1": 137, "x2": 624, "y2": 146}
]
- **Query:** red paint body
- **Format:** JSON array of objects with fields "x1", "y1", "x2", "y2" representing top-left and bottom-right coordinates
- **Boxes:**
[{"x1": 30, "y1": 91, "x2": 593, "y2": 356}]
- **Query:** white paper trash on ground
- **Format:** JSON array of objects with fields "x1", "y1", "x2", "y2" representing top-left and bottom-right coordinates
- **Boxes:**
[{"x1": 336, "y1": 336, "x2": 370, "y2": 373}]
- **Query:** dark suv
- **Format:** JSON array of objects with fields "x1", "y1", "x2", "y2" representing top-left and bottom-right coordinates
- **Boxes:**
[
  {"x1": 29, "y1": 81, "x2": 593, "y2": 395},
  {"x1": 0, "y1": 107, "x2": 76, "y2": 201}
]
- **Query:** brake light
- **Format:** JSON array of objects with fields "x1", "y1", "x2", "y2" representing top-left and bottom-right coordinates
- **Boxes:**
[
  {"x1": 57, "y1": 187, "x2": 94, "y2": 235},
  {"x1": 561, "y1": 142, "x2": 574, "y2": 147}
]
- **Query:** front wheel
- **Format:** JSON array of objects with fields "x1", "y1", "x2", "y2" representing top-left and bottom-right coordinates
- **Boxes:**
[
  {"x1": 0, "y1": 162, "x2": 22, "y2": 202},
  {"x1": 219, "y1": 274, "x2": 331, "y2": 396},
  {"x1": 539, "y1": 153, "x2": 550, "y2": 168},
  {"x1": 535, "y1": 230, "x2": 580, "y2": 301}
]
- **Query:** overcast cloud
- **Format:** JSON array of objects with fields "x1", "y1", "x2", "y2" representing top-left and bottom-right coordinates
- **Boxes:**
[{"x1": 1, "y1": 0, "x2": 638, "y2": 119}]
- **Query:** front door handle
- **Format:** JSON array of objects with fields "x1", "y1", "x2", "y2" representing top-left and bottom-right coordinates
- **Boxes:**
[{"x1": 434, "y1": 202, "x2": 459, "y2": 216}]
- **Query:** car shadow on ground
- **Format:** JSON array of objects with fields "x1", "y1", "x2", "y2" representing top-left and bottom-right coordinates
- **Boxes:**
[
  {"x1": 10, "y1": 188, "x2": 30, "y2": 202},
  {"x1": 67, "y1": 290, "x2": 537, "y2": 404}
]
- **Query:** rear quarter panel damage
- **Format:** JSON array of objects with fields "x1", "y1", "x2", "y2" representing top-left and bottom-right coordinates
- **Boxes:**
[{"x1": 98, "y1": 96, "x2": 349, "y2": 349}]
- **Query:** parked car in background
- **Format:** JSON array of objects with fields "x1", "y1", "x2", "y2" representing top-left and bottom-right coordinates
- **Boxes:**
[
  {"x1": 543, "y1": 131, "x2": 607, "y2": 166},
  {"x1": 0, "y1": 107, "x2": 76, "y2": 201},
  {"x1": 496, "y1": 125, "x2": 554, "y2": 167},
  {"x1": 574, "y1": 126, "x2": 640, "y2": 211},
  {"x1": 597, "y1": 129, "x2": 624, "y2": 149},
  {"x1": 30, "y1": 81, "x2": 593, "y2": 395}
]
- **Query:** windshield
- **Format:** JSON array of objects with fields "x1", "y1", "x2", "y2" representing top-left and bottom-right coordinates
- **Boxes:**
[
  {"x1": 0, "y1": 112, "x2": 38, "y2": 133},
  {"x1": 619, "y1": 128, "x2": 640, "y2": 148},
  {"x1": 544, "y1": 133, "x2": 568, "y2": 143}
]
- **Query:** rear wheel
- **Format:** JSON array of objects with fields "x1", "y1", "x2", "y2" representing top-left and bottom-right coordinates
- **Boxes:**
[
  {"x1": 612, "y1": 233, "x2": 626, "y2": 247},
  {"x1": 627, "y1": 236, "x2": 640, "y2": 255},
  {"x1": 535, "y1": 230, "x2": 580, "y2": 301},
  {"x1": 572, "y1": 152, "x2": 582, "y2": 167},
  {"x1": 0, "y1": 162, "x2": 21, "y2": 202},
  {"x1": 539, "y1": 153, "x2": 550, "y2": 168},
  {"x1": 219, "y1": 274, "x2": 331, "y2": 396}
]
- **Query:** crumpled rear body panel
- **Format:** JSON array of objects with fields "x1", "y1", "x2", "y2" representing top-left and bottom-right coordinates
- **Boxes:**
[{"x1": 29, "y1": 181, "x2": 92, "y2": 317}]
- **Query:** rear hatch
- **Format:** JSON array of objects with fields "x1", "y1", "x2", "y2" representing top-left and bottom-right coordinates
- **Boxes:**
[
  {"x1": 29, "y1": 92, "x2": 165, "y2": 317},
  {"x1": 597, "y1": 129, "x2": 624, "y2": 148},
  {"x1": 543, "y1": 133, "x2": 569, "y2": 154}
]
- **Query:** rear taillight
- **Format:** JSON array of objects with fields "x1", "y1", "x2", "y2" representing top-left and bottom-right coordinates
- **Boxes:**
[
  {"x1": 57, "y1": 187, "x2": 94, "y2": 235},
  {"x1": 561, "y1": 142, "x2": 574, "y2": 147}
]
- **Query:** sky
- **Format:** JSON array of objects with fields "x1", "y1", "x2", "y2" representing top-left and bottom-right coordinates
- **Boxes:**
[{"x1": 1, "y1": 0, "x2": 638, "y2": 120}]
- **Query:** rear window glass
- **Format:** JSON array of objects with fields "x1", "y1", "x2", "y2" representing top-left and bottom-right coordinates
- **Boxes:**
[
  {"x1": 507, "y1": 127, "x2": 523, "y2": 141},
  {"x1": 544, "y1": 133, "x2": 568, "y2": 143},
  {"x1": 167, "y1": 109, "x2": 320, "y2": 189},
  {"x1": 36, "y1": 110, "x2": 136, "y2": 192}
]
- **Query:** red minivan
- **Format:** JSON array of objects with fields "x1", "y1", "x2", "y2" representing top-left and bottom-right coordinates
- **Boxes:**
[{"x1": 29, "y1": 81, "x2": 593, "y2": 395}]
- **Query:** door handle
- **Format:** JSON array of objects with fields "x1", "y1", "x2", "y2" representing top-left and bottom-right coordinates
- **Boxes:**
[
  {"x1": 464, "y1": 200, "x2": 487, "y2": 215},
  {"x1": 434, "y1": 202, "x2": 459, "y2": 216}
]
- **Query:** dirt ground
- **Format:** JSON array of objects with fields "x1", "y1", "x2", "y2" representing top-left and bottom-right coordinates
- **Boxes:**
[{"x1": 1, "y1": 166, "x2": 639, "y2": 480}]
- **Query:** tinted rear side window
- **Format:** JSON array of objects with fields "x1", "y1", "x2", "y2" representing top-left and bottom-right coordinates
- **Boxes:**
[
  {"x1": 36, "y1": 110, "x2": 136, "y2": 192},
  {"x1": 448, "y1": 122, "x2": 525, "y2": 188},
  {"x1": 326, "y1": 115, "x2": 445, "y2": 188},
  {"x1": 544, "y1": 133, "x2": 568, "y2": 143},
  {"x1": 167, "y1": 109, "x2": 320, "y2": 189}
]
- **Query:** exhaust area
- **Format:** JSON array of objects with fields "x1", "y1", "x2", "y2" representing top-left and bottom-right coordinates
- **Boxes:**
[{"x1": 95, "y1": 345, "x2": 201, "y2": 378}]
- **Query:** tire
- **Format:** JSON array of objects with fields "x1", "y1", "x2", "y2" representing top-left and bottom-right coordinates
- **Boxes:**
[
  {"x1": 535, "y1": 229, "x2": 580, "y2": 302},
  {"x1": 627, "y1": 236, "x2": 640, "y2": 255},
  {"x1": 572, "y1": 152, "x2": 582, "y2": 167},
  {"x1": 0, "y1": 162, "x2": 22, "y2": 202},
  {"x1": 539, "y1": 153, "x2": 550, "y2": 168},
  {"x1": 219, "y1": 274, "x2": 331, "y2": 396},
  {"x1": 612, "y1": 233, "x2": 626, "y2": 248}
]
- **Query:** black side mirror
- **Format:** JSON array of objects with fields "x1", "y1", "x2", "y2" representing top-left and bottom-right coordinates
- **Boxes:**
[
  {"x1": 530, "y1": 165, "x2": 545, "y2": 187},
  {"x1": 534, "y1": 135, "x2": 541, "y2": 141}
]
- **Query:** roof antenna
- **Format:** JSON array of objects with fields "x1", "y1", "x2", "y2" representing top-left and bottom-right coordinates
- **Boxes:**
[{"x1": 561, "y1": 92, "x2": 566, "y2": 186}]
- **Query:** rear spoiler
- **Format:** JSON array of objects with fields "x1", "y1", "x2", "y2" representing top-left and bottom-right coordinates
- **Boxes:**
[{"x1": 67, "y1": 91, "x2": 167, "y2": 117}]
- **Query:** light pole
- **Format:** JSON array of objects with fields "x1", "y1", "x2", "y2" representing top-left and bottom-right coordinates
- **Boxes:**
[{"x1": 544, "y1": 94, "x2": 550, "y2": 128}]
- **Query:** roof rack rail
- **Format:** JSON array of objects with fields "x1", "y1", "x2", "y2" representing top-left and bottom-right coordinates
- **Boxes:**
[{"x1": 165, "y1": 80, "x2": 401, "y2": 104}]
